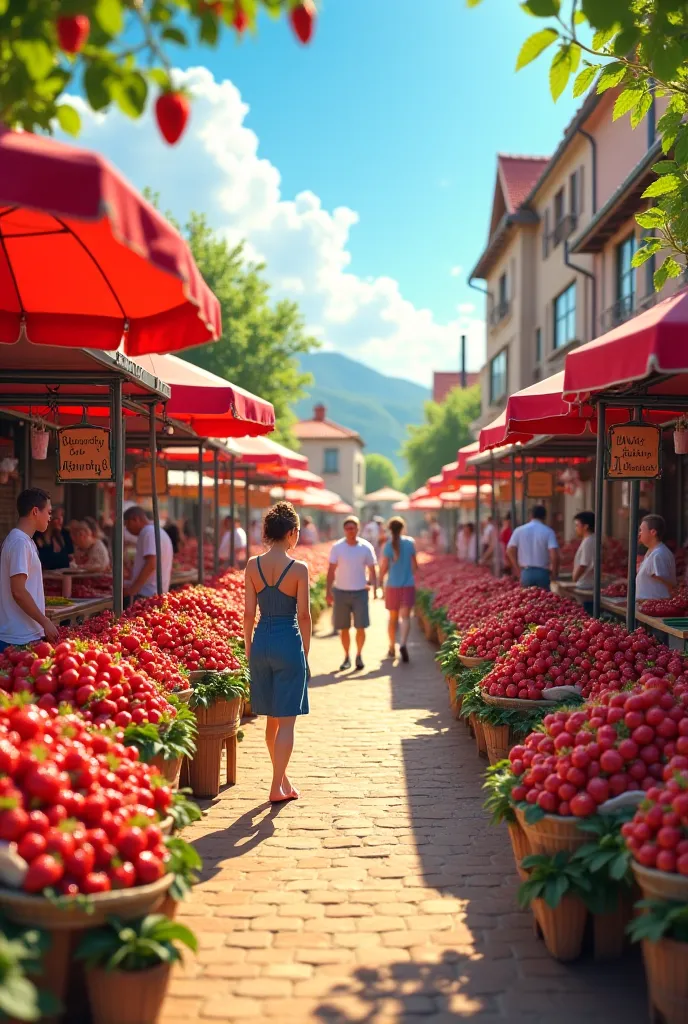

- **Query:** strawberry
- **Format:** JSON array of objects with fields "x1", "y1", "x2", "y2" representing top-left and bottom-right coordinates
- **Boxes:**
[
  {"x1": 155, "y1": 91, "x2": 190, "y2": 145},
  {"x1": 56, "y1": 15, "x2": 90, "y2": 54},
  {"x1": 289, "y1": 1, "x2": 316, "y2": 45}
]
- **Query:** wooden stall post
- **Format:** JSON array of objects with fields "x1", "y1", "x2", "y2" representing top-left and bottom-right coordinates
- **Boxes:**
[
  {"x1": 198, "y1": 442, "x2": 205, "y2": 585},
  {"x1": 111, "y1": 379, "x2": 124, "y2": 617},
  {"x1": 213, "y1": 449, "x2": 220, "y2": 578},
  {"x1": 148, "y1": 404, "x2": 163, "y2": 595},
  {"x1": 593, "y1": 402, "x2": 605, "y2": 619}
]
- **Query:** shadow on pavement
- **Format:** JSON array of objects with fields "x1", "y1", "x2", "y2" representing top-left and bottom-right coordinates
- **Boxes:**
[{"x1": 190, "y1": 801, "x2": 290, "y2": 880}]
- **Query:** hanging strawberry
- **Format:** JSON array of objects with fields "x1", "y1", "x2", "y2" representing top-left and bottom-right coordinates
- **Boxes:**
[
  {"x1": 233, "y1": 3, "x2": 248, "y2": 32},
  {"x1": 56, "y1": 14, "x2": 90, "y2": 54},
  {"x1": 155, "y1": 91, "x2": 190, "y2": 146},
  {"x1": 289, "y1": 1, "x2": 316, "y2": 44}
]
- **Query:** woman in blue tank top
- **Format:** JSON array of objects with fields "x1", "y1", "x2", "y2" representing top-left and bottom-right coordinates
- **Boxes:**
[
  {"x1": 244, "y1": 502, "x2": 311, "y2": 803},
  {"x1": 379, "y1": 516, "x2": 418, "y2": 664}
]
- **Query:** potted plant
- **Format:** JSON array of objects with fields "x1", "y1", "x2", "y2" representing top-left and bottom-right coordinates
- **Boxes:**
[
  {"x1": 0, "y1": 916, "x2": 59, "y2": 1023},
  {"x1": 483, "y1": 760, "x2": 530, "y2": 880},
  {"x1": 123, "y1": 703, "x2": 197, "y2": 789},
  {"x1": 518, "y1": 851, "x2": 592, "y2": 961},
  {"x1": 628, "y1": 900, "x2": 688, "y2": 1024},
  {"x1": 76, "y1": 914, "x2": 197, "y2": 1024},
  {"x1": 188, "y1": 671, "x2": 249, "y2": 797},
  {"x1": 156, "y1": 836, "x2": 202, "y2": 920},
  {"x1": 574, "y1": 811, "x2": 635, "y2": 961}
]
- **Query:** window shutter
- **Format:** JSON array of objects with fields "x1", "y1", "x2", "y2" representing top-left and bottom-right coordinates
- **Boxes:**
[
  {"x1": 578, "y1": 165, "x2": 585, "y2": 216},
  {"x1": 544, "y1": 301, "x2": 551, "y2": 352},
  {"x1": 542, "y1": 209, "x2": 550, "y2": 258}
]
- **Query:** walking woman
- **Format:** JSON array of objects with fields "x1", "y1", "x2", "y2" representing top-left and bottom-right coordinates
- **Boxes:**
[
  {"x1": 379, "y1": 516, "x2": 418, "y2": 663},
  {"x1": 244, "y1": 502, "x2": 311, "y2": 804}
]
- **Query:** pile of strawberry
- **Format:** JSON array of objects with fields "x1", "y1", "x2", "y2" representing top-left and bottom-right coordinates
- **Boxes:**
[
  {"x1": 509, "y1": 678, "x2": 688, "y2": 817},
  {"x1": 458, "y1": 591, "x2": 580, "y2": 661},
  {"x1": 0, "y1": 701, "x2": 172, "y2": 895},
  {"x1": 602, "y1": 580, "x2": 627, "y2": 598},
  {"x1": 0, "y1": 640, "x2": 175, "y2": 730},
  {"x1": 640, "y1": 591, "x2": 688, "y2": 617},
  {"x1": 621, "y1": 769, "x2": 688, "y2": 874}
]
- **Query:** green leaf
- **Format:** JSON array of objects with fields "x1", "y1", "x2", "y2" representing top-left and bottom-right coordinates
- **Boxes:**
[
  {"x1": 521, "y1": 0, "x2": 560, "y2": 15},
  {"x1": 56, "y1": 103, "x2": 81, "y2": 136},
  {"x1": 612, "y1": 27, "x2": 639, "y2": 58},
  {"x1": 635, "y1": 208, "x2": 665, "y2": 229},
  {"x1": 674, "y1": 127, "x2": 688, "y2": 166},
  {"x1": 613, "y1": 86, "x2": 645, "y2": 121},
  {"x1": 651, "y1": 41, "x2": 683, "y2": 85},
  {"x1": 94, "y1": 0, "x2": 123, "y2": 36},
  {"x1": 609, "y1": 853, "x2": 630, "y2": 881},
  {"x1": 654, "y1": 255, "x2": 683, "y2": 290},
  {"x1": 582, "y1": 0, "x2": 630, "y2": 31},
  {"x1": 549, "y1": 45, "x2": 573, "y2": 102},
  {"x1": 651, "y1": 160, "x2": 677, "y2": 175},
  {"x1": 630, "y1": 90, "x2": 653, "y2": 130},
  {"x1": 161, "y1": 26, "x2": 188, "y2": 46},
  {"x1": 199, "y1": 12, "x2": 219, "y2": 45},
  {"x1": 596, "y1": 61, "x2": 627, "y2": 93},
  {"x1": 592, "y1": 27, "x2": 617, "y2": 50},
  {"x1": 0, "y1": 972, "x2": 42, "y2": 1022},
  {"x1": 642, "y1": 175, "x2": 682, "y2": 199},
  {"x1": 515, "y1": 28, "x2": 558, "y2": 71},
  {"x1": 147, "y1": 67, "x2": 171, "y2": 89},
  {"x1": 573, "y1": 65, "x2": 599, "y2": 98},
  {"x1": 12, "y1": 40, "x2": 54, "y2": 82},
  {"x1": 84, "y1": 63, "x2": 113, "y2": 111},
  {"x1": 111, "y1": 71, "x2": 148, "y2": 118}
]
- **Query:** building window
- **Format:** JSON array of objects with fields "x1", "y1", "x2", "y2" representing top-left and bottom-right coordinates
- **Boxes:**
[
  {"x1": 569, "y1": 171, "x2": 578, "y2": 217},
  {"x1": 323, "y1": 448, "x2": 339, "y2": 474},
  {"x1": 553, "y1": 283, "x2": 577, "y2": 350},
  {"x1": 553, "y1": 188, "x2": 565, "y2": 243},
  {"x1": 356, "y1": 460, "x2": 361, "y2": 486},
  {"x1": 489, "y1": 349, "x2": 508, "y2": 405},
  {"x1": 498, "y1": 273, "x2": 507, "y2": 307},
  {"x1": 617, "y1": 234, "x2": 636, "y2": 317},
  {"x1": 535, "y1": 327, "x2": 542, "y2": 364},
  {"x1": 542, "y1": 208, "x2": 550, "y2": 259}
]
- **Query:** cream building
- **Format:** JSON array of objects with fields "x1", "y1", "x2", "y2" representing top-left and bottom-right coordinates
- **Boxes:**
[{"x1": 293, "y1": 404, "x2": 366, "y2": 511}]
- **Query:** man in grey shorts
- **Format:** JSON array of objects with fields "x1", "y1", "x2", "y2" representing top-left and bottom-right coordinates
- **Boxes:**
[{"x1": 326, "y1": 516, "x2": 378, "y2": 671}]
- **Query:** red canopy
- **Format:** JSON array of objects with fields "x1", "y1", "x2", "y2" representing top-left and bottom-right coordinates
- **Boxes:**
[
  {"x1": 563, "y1": 287, "x2": 688, "y2": 403},
  {"x1": 0, "y1": 128, "x2": 221, "y2": 356},
  {"x1": 133, "y1": 354, "x2": 274, "y2": 437},
  {"x1": 226, "y1": 435, "x2": 307, "y2": 469},
  {"x1": 457, "y1": 441, "x2": 480, "y2": 473}
]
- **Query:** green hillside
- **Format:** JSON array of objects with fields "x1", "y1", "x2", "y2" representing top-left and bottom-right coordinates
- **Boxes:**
[{"x1": 294, "y1": 352, "x2": 430, "y2": 472}]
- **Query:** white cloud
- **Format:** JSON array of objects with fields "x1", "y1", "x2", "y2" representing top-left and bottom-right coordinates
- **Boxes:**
[
  {"x1": 449, "y1": 265, "x2": 463, "y2": 277},
  {"x1": 70, "y1": 68, "x2": 485, "y2": 384},
  {"x1": 457, "y1": 302, "x2": 475, "y2": 314}
]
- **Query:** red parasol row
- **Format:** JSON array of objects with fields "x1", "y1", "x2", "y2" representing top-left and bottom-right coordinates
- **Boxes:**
[{"x1": 0, "y1": 128, "x2": 221, "y2": 356}]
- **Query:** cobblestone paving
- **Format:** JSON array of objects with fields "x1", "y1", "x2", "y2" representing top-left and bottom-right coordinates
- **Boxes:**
[{"x1": 162, "y1": 601, "x2": 647, "y2": 1023}]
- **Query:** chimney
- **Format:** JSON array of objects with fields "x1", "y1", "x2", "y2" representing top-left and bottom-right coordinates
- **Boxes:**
[{"x1": 314, "y1": 403, "x2": 326, "y2": 422}]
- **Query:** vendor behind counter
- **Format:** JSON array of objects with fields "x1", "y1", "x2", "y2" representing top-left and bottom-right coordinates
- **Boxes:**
[{"x1": 34, "y1": 505, "x2": 72, "y2": 570}]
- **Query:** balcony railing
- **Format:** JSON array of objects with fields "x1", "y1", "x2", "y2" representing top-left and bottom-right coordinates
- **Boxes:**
[
  {"x1": 551, "y1": 213, "x2": 578, "y2": 247},
  {"x1": 599, "y1": 270, "x2": 688, "y2": 333},
  {"x1": 490, "y1": 299, "x2": 510, "y2": 326}
]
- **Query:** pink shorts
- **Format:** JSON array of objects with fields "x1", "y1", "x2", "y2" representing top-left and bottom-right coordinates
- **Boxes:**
[{"x1": 385, "y1": 586, "x2": 416, "y2": 612}]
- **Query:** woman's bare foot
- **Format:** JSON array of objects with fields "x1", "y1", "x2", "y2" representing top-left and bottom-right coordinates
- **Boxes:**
[
  {"x1": 283, "y1": 775, "x2": 300, "y2": 799},
  {"x1": 269, "y1": 785, "x2": 294, "y2": 803}
]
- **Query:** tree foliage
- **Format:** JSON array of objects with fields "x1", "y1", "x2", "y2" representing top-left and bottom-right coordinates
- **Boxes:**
[
  {"x1": 469, "y1": 0, "x2": 688, "y2": 288},
  {"x1": 179, "y1": 212, "x2": 318, "y2": 447},
  {"x1": 401, "y1": 385, "x2": 480, "y2": 491},
  {"x1": 0, "y1": 0, "x2": 315, "y2": 136},
  {"x1": 364, "y1": 453, "x2": 401, "y2": 494}
]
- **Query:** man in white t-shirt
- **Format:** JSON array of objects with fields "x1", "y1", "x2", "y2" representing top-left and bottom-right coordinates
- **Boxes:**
[
  {"x1": 636, "y1": 514, "x2": 676, "y2": 601},
  {"x1": 507, "y1": 505, "x2": 560, "y2": 591},
  {"x1": 572, "y1": 510, "x2": 596, "y2": 613},
  {"x1": 123, "y1": 506, "x2": 173, "y2": 600},
  {"x1": 327, "y1": 516, "x2": 378, "y2": 672},
  {"x1": 0, "y1": 488, "x2": 59, "y2": 650}
]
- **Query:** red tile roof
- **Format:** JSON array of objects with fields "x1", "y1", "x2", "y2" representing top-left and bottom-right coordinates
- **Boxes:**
[
  {"x1": 498, "y1": 154, "x2": 550, "y2": 213},
  {"x1": 433, "y1": 372, "x2": 480, "y2": 404},
  {"x1": 293, "y1": 417, "x2": 362, "y2": 442}
]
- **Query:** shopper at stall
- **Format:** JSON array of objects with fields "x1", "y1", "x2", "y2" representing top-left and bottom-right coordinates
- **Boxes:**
[
  {"x1": 507, "y1": 505, "x2": 560, "y2": 590},
  {"x1": 71, "y1": 521, "x2": 111, "y2": 573},
  {"x1": 379, "y1": 516, "x2": 417, "y2": 663},
  {"x1": 481, "y1": 515, "x2": 502, "y2": 576},
  {"x1": 122, "y1": 506, "x2": 173, "y2": 599},
  {"x1": 300, "y1": 516, "x2": 319, "y2": 546},
  {"x1": 163, "y1": 521, "x2": 181, "y2": 555},
  {"x1": 244, "y1": 501, "x2": 310, "y2": 804},
  {"x1": 327, "y1": 516, "x2": 378, "y2": 672},
  {"x1": 636, "y1": 514, "x2": 676, "y2": 600},
  {"x1": 34, "y1": 503, "x2": 73, "y2": 570},
  {"x1": 219, "y1": 516, "x2": 248, "y2": 566},
  {"x1": 572, "y1": 511, "x2": 596, "y2": 613},
  {"x1": 0, "y1": 488, "x2": 59, "y2": 650},
  {"x1": 456, "y1": 522, "x2": 477, "y2": 562}
]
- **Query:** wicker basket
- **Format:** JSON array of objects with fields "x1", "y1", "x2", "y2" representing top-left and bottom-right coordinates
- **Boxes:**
[
  {"x1": 507, "y1": 819, "x2": 531, "y2": 881},
  {"x1": 483, "y1": 722, "x2": 512, "y2": 765},
  {"x1": 482, "y1": 692, "x2": 559, "y2": 711},
  {"x1": 457, "y1": 654, "x2": 491, "y2": 669},
  {"x1": 532, "y1": 894, "x2": 587, "y2": 961},
  {"x1": 515, "y1": 807, "x2": 588, "y2": 856},
  {"x1": 632, "y1": 862, "x2": 688, "y2": 902},
  {"x1": 643, "y1": 936, "x2": 688, "y2": 1024},
  {"x1": 0, "y1": 874, "x2": 172, "y2": 930},
  {"x1": 149, "y1": 752, "x2": 183, "y2": 788},
  {"x1": 173, "y1": 688, "x2": 193, "y2": 704}
]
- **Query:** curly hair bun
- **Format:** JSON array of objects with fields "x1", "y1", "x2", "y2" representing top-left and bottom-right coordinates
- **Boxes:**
[{"x1": 263, "y1": 501, "x2": 300, "y2": 542}]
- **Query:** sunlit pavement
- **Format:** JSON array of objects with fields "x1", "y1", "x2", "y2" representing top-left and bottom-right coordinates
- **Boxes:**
[{"x1": 162, "y1": 601, "x2": 647, "y2": 1023}]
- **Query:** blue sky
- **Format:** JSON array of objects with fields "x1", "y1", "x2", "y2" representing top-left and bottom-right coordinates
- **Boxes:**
[{"x1": 73, "y1": 0, "x2": 582, "y2": 384}]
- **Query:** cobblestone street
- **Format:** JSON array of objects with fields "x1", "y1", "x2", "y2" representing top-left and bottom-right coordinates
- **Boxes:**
[{"x1": 163, "y1": 602, "x2": 647, "y2": 1023}]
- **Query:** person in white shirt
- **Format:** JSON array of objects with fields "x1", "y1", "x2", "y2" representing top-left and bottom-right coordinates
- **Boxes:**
[
  {"x1": 636, "y1": 514, "x2": 676, "y2": 601},
  {"x1": 327, "y1": 516, "x2": 378, "y2": 672},
  {"x1": 219, "y1": 516, "x2": 248, "y2": 566},
  {"x1": 123, "y1": 506, "x2": 173, "y2": 600},
  {"x1": 456, "y1": 522, "x2": 477, "y2": 562},
  {"x1": 572, "y1": 510, "x2": 596, "y2": 613},
  {"x1": 507, "y1": 505, "x2": 560, "y2": 591},
  {"x1": 0, "y1": 488, "x2": 59, "y2": 650},
  {"x1": 480, "y1": 516, "x2": 502, "y2": 576},
  {"x1": 300, "y1": 516, "x2": 319, "y2": 546}
]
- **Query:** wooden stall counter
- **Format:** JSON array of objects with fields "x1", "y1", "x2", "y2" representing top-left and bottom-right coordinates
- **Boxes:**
[{"x1": 45, "y1": 596, "x2": 113, "y2": 624}]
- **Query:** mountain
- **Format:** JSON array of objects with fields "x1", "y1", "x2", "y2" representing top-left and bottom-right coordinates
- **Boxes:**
[{"x1": 293, "y1": 352, "x2": 430, "y2": 471}]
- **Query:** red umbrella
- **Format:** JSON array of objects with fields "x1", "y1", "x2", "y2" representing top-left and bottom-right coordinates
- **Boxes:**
[
  {"x1": 563, "y1": 287, "x2": 688, "y2": 403},
  {"x1": 133, "y1": 354, "x2": 274, "y2": 437},
  {"x1": 0, "y1": 128, "x2": 220, "y2": 356}
]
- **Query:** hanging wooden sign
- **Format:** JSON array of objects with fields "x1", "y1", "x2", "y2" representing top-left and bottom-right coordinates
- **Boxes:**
[
  {"x1": 526, "y1": 470, "x2": 553, "y2": 498},
  {"x1": 133, "y1": 463, "x2": 169, "y2": 497},
  {"x1": 606, "y1": 423, "x2": 661, "y2": 480},
  {"x1": 56, "y1": 426, "x2": 112, "y2": 483}
]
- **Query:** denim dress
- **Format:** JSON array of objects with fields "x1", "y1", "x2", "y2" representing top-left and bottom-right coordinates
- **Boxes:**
[{"x1": 249, "y1": 559, "x2": 309, "y2": 717}]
